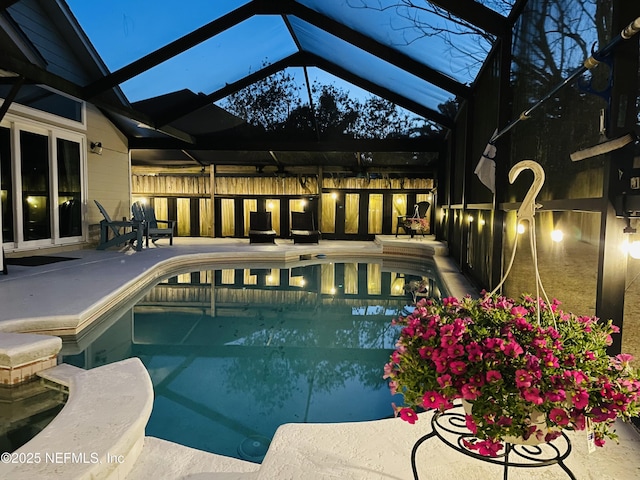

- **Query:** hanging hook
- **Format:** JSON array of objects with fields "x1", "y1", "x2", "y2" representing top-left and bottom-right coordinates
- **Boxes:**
[
  {"x1": 490, "y1": 160, "x2": 548, "y2": 307},
  {"x1": 509, "y1": 160, "x2": 545, "y2": 227}
]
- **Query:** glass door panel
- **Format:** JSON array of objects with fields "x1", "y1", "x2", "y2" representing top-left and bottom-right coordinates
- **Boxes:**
[
  {"x1": 0, "y1": 127, "x2": 13, "y2": 242},
  {"x1": 21, "y1": 131, "x2": 50, "y2": 241},
  {"x1": 56, "y1": 138, "x2": 81, "y2": 238}
]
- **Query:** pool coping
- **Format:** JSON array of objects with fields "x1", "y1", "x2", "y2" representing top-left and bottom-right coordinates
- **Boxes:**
[{"x1": 0, "y1": 236, "x2": 473, "y2": 337}]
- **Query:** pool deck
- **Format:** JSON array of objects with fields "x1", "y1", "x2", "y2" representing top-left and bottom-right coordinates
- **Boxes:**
[{"x1": 1, "y1": 236, "x2": 639, "y2": 479}]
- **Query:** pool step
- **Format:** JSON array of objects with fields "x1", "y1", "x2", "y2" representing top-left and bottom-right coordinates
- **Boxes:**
[{"x1": 0, "y1": 358, "x2": 153, "y2": 480}]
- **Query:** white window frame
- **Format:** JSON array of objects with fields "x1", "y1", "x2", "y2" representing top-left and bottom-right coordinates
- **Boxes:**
[{"x1": 1, "y1": 114, "x2": 87, "y2": 251}]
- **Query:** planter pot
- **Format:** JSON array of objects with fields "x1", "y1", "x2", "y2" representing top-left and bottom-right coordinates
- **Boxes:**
[{"x1": 461, "y1": 399, "x2": 561, "y2": 446}]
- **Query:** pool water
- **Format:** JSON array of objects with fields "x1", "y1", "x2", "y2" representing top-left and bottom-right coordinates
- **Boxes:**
[{"x1": 62, "y1": 260, "x2": 445, "y2": 462}]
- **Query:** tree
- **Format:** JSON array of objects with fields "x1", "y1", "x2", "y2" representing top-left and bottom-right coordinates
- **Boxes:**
[
  {"x1": 346, "y1": 0, "x2": 516, "y2": 74},
  {"x1": 221, "y1": 70, "x2": 445, "y2": 140},
  {"x1": 220, "y1": 63, "x2": 302, "y2": 132}
]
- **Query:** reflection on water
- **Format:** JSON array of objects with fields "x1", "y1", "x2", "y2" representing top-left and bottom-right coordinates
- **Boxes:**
[{"x1": 62, "y1": 260, "x2": 445, "y2": 462}]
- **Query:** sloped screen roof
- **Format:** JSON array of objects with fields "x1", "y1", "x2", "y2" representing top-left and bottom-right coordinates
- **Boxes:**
[{"x1": 58, "y1": 0, "x2": 516, "y2": 167}]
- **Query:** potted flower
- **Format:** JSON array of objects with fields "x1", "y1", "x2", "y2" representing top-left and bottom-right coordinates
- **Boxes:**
[{"x1": 384, "y1": 292, "x2": 640, "y2": 457}]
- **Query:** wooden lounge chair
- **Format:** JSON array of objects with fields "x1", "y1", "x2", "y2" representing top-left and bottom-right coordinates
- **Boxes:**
[
  {"x1": 132, "y1": 201, "x2": 176, "y2": 247},
  {"x1": 290, "y1": 211, "x2": 320, "y2": 244},
  {"x1": 396, "y1": 201, "x2": 430, "y2": 238},
  {"x1": 249, "y1": 211, "x2": 276, "y2": 244},
  {"x1": 95, "y1": 200, "x2": 143, "y2": 251}
]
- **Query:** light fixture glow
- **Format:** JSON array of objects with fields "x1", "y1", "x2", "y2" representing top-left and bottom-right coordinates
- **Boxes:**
[
  {"x1": 551, "y1": 229, "x2": 564, "y2": 243},
  {"x1": 468, "y1": 215, "x2": 474, "y2": 223},
  {"x1": 331, "y1": 192, "x2": 338, "y2": 200},
  {"x1": 629, "y1": 241, "x2": 640, "y2": 259},
  {"x1": 479, "y1": 219, "x2": 486, "y2": 226},
  {"x1": 517, "y1": 223, "x2": 525, "y2": 235}
]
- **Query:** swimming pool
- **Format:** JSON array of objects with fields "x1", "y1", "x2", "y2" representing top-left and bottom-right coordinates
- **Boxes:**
[{"x1": 61, "y1": 259, "x2": 446, "y2": 462}]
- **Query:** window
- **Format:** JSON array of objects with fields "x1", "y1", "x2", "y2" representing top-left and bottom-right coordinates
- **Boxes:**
[{"x1": 0, "y1": 85, "x2": 84, "y2": 124}]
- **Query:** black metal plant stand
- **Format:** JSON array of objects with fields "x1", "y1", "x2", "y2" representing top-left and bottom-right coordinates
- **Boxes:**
[{"x1": 410, "y1": 404, "x2": 577, "y2": 480}]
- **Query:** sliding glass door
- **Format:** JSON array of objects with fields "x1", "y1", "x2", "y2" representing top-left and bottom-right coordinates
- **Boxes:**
[{"x1": 1, "y1": 121, "x2": 85, "y2": 248}]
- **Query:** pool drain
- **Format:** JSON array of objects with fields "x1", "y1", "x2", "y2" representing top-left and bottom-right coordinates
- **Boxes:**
[{"x1": 238, "y1": 435, "x2": 271, "y2": 462}]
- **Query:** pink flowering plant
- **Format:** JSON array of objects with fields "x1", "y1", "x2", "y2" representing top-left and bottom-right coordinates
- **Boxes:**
[{"x1": 384, "y1": 292, "x2": 640, "y2": 457}]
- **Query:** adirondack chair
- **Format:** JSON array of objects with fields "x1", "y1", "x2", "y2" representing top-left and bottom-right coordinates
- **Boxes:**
[
  {"x1": 290, "y1": 211, "x2": 320, "y2": 244},
  {"x1": 95, "y1": 200, "x2": 143, "y2": 251},
  {"x1": 132, "y1": 201, "x2": 176, "y2": 247},
  {"x1": 396, "y1": 201, "x2": 430, "y2": 238},
  {"x1": 249, "y1": 211, "x2": 276, "y2": 244}
]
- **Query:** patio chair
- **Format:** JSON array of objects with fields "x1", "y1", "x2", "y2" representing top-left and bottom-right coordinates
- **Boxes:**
[
  {"x1": 396, "y1": 201, "x2": 430, "y2": 238},
  {"x1": 290, "y1": 211, "x2": 320, "y2": 244},
  {"x1": 132, "y1": 201, "x2": 176, "y2": 247},
  {"x1": 249, "y1": 211, "x2": 276, "y2": 244},
  {"x1": 94, "y1": 200, "x2": 143, "y2": 251}
]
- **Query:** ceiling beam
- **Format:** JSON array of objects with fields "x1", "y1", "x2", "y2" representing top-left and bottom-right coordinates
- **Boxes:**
[
  {"x1": 428, "y1": 0, "x2": 509, "y2": 37},
  {"x1": 286, "y1": 2, "x2": 470, "y2": 99},
  {"x1": 129, "y1": 135, "x2": 444, "y2": 153},
  {"x1": 0, "y1": 51, "x2": 195, "y2": 143},
  {"x1": 302, "y1": 53, "x2": 454, "y2": 129},
  {"x1": 0, "y1": 74, "x2": 23, "y2": 122},
  {"x1": 82, "y1": 2, "x2": 258, "y2": 98}
]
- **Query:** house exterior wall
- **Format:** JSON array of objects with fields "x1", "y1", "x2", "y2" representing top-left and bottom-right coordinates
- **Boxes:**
[{"x1": 85, "y1": 104, "x2": 131, "y2": 231}]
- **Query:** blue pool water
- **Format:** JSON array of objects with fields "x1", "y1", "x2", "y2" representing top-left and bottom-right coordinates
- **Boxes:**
[{"x1": 62, "y1": 260, "x2": 445, "y2": 462}]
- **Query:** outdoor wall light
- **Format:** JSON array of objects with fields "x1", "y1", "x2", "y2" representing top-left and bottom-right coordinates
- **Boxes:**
[
  {"x1": 90, "y1": 141, "x2": 103, "y2": 155},
  {"x1": 551, "y1": 229, "x2": 564, "y2": 242},
  {"x1": 517, "y1": 223, "x2": 526, "y2": 234},
  {"x1": 468, "y1": 215, "x2": 474, "y2": 223},
  {"x1": 331, "y1": 192, "x2": 338, "y2": 200},
  {"x1": 479, "y1": 218, "x2": 486, "y2": 226}
]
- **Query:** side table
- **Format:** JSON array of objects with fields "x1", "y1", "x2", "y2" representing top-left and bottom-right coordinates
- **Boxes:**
[{"x1": 410, "y1": 404, "x2": 576, "y2": 480}]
